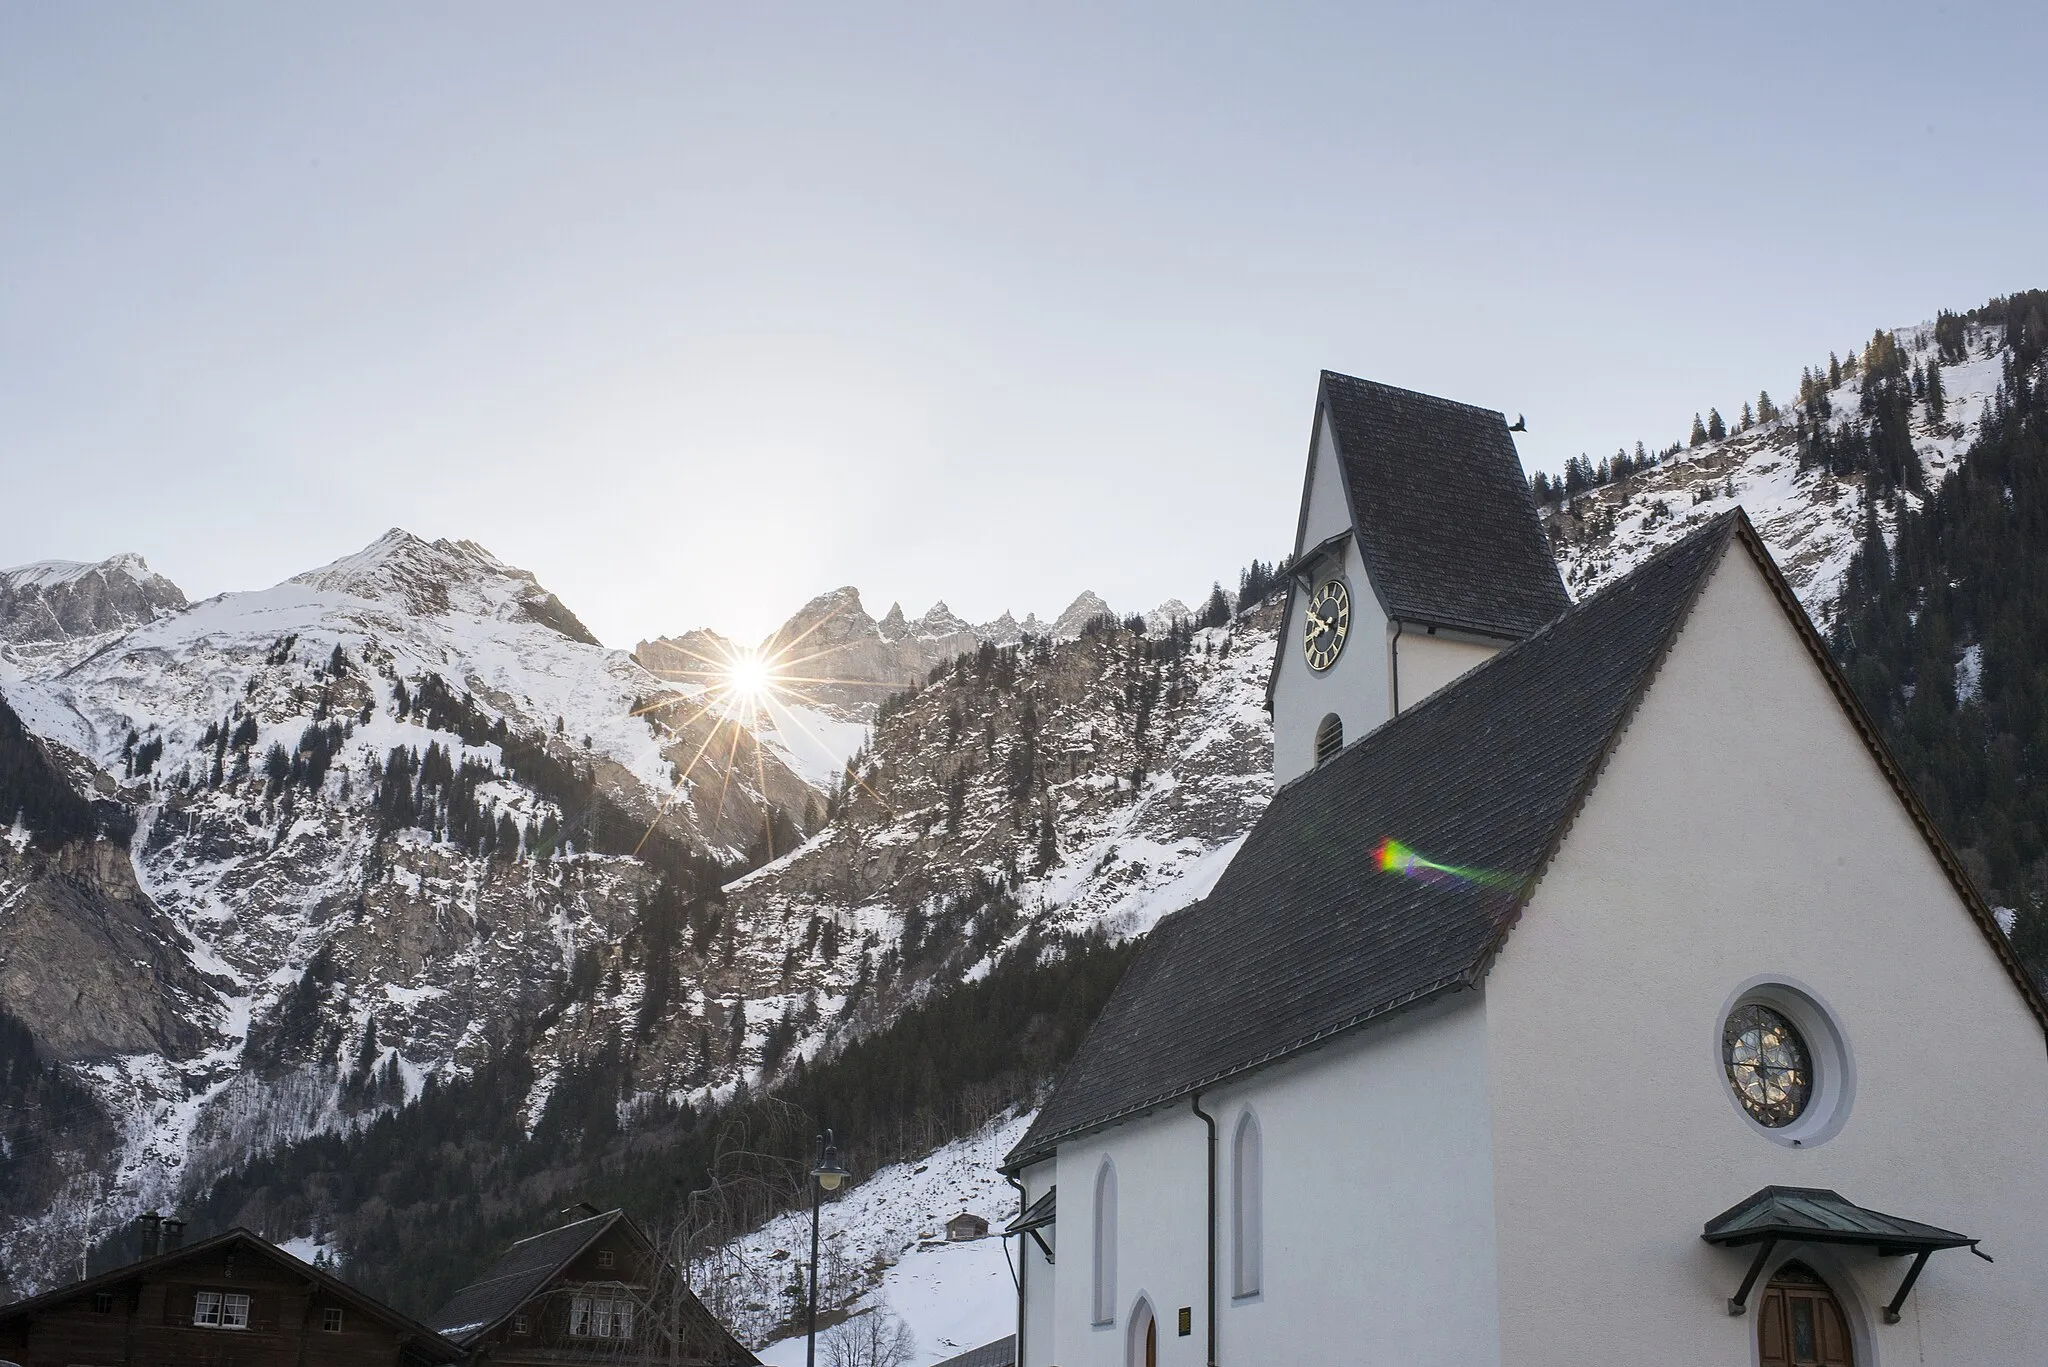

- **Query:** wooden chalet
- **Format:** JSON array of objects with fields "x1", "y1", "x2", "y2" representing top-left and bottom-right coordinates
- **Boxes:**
[
  {"x1": 427, "y1": 1208, "x2": 756, "y2": 1366},
  {"x1": 0, "y1": 1226, "x2": 464, "y2": 1367}
]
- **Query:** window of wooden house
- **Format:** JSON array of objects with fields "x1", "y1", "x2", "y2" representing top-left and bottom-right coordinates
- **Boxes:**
[
  {"x1": 512, "y1": 1313, "x2": 531, "y2": 1335},
  {"x1": 570, "y1": 1296, "x2": 634, "y2": 1339},
  {"x1": 596, "y1": 1249, "x2": 616, "y2": 1269},
  {"x1": 92, "y1": 1291, "x2": 116, "y2": 1314},
  {"x1": 323, "y1": 1306, "x2": 344, "y2": 1332},
  {"x1": 193, "y1": 1290, "x2": 251, "y2": 1329}
]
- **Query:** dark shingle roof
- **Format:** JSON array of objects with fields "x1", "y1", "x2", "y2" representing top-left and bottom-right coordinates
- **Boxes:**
[
  {"x1": 427, "y1": 1211, "x2": 618, "y2": 1342},
  {"x1": 429, "y1": 1209, "x2": 757, "y2": 1364},
  {"x1": 1006, "y1": 1186, "x2": 1055, "y2": 1235},
  {"x1": 1319, "y1": 372, "x2": 1570, "y2": 639},
  {"x1": 1007, "y1": 516, "x2": 1739, "y2": 1170},
  {"x1": 1703, "y1": 1187, "x2": 1974, "y2": 1253},
  {"x1": 0, "y1": 1228, "x2": 464, "y2": 1360},
  {"x1": 932, "y1": 1335, "x2": 1016, "y2": 1367}
]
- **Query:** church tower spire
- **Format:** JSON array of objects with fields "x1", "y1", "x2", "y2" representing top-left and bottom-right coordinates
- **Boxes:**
[{"x1": 1267, "y1": 373, "x2": 1567, "y2": 784}]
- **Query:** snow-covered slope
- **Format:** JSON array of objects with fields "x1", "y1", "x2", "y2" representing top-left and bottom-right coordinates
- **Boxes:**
[
  {"x1": 0, "y1": 530, "x2": 820, "y2": 1283},
  {"x1": 1549, "y1": 319, "x2": 2011, "y2": 627},
  {"x1": 0, "y1": 552, "x2": 188, "y2": 672},
  {"x1": 712, "y1": 1110, "x2": 1030, "y2": 1365}
]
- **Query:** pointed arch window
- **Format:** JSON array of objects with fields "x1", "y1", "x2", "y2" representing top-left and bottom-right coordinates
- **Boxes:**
[
  {"x1": 1092, "y1": 1159, "x2": 1118, "y2": 1325},
  {"x1": 1232, "y1": 1111, "x2": 1263, "y2": 1298}
]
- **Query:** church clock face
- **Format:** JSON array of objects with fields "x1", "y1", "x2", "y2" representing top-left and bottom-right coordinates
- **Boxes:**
[{"x1": 1302, "y1": 580, "x2": 1350, "y2": 672}]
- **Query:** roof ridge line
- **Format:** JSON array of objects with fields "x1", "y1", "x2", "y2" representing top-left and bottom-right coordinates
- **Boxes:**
[
  {"x1": 507, "y1": 1209, "x2": 619, "y2": 1246},
  {"x1": 1318, "y1": 370, "x2": 1509, "y2": 422},
  {"x1": 1464, "y1": 514, "x2": 1744, "y2": 980},
  {"x1": 1274, "y1": 511, "x2": 1742, "y2": 800}
]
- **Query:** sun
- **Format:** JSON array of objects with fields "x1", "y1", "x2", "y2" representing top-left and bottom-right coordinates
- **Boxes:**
[{"x1": 723, "y1": 649, "x2": 776, "y2": 710}]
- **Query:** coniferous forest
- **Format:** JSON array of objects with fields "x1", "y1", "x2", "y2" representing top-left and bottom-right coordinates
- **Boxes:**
[
  {"x1": 24, "y1": 288, "x2": 2048, "y2": 1330},
  {"x1": 1832, "y1": 291, "x2": 2048, "y2": 977},
  {"x1": 180, "y1": 928, "x2": 1135, "y2": 1319}
]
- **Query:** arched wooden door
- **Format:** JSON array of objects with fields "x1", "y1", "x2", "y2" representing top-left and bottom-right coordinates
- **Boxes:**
[
  {"x1": 1126, "y1": 1299, "x2": 1157, "y2": 1367},
  {"x1": 1757, "y1": 1261, "x2": 1854, "y2": 1367}
]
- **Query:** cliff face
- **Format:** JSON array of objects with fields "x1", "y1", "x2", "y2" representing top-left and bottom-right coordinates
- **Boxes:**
[
  {"x1": 0, "y1": 554, "x2": 188, "y2": 654},
  {"x1": 0, "y1": 834, "x2": 224, "y2": 1063}
]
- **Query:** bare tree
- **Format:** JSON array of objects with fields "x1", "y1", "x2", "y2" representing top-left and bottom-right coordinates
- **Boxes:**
[{"x1": 821, "y1": 1307, "x2": 916, "y2": 1367}]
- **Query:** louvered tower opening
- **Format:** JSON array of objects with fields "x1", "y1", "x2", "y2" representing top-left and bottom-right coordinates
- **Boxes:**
[{"x1": 1315, "y1": 713, "x2": 1344, "y2": 765}]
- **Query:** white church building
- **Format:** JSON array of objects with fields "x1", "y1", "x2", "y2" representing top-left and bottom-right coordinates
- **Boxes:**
[{"x1": 1000, "y1": 373, "x2": 2048, "y2": 1365}]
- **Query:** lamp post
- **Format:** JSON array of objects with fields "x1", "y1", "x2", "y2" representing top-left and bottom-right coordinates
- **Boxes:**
[{"x1": 805, "y1": 1129, "x2": 849, "y2": 1367}]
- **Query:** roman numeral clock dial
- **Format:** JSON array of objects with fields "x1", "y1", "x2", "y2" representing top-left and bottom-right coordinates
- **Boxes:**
[{"x1": 1302, "y1": 579, "x2": 1350, "y2": 671}]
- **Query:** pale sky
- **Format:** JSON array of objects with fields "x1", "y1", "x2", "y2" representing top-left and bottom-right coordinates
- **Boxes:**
[{"x1": 4, "y1": 2, "x2": 2044, "y2": 646}]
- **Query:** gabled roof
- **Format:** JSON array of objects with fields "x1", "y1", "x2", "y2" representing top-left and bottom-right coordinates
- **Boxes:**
[
  {"x1": 1008, "y1": 511, "x2": 2048, "y2": 1172},
  {"x1": 0, "y1": 1227, "x2": 464, "y2": 1361},
  {"x1": 428, "y1": 1210, "x2": 619, "y2": 1343},
  {"x1": 1316, "y1": 372, "x2": 1570, "y2": 639},
  {"x1": 426, "y1": 1208, "x2": 757, "y2": 1364},
  {"x1": 932, "y1": 1335, "x2": 1017, "y2": 1367}
]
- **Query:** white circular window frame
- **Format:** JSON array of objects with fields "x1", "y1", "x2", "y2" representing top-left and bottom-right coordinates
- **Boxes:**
[{"x1": 1713, "y1": 975, "x2": 1855, "y2": 1148}]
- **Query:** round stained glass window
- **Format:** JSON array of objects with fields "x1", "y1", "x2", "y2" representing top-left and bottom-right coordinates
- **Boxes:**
[{"x1": 1723, "y1": 1003, "x2": 1812, "y2": 1128}]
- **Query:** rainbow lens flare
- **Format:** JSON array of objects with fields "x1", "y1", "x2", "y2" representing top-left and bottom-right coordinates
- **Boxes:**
[{"x1": 1373, "y1": 839, "x2": 1519, "y2": 891}]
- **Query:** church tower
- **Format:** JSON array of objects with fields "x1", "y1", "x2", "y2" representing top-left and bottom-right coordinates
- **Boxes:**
[{"x1": 1268, "y1": 372, "x2": 1568, "y2": 783}]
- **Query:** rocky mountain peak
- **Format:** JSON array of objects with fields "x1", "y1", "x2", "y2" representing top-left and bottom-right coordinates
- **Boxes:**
[
  {"x1": 876, "y1": 602, "x2": 910, "y2": 642},
  {"x1": 762, "y1": 587, "x2": 878, "y2": 658},
  {"x1": 1145, "y1": 599, "x2": 1193, "y2": 634},
  {"x1": 979, "y1": 610, "x2": 1023, "y2": 646},
  {"x1": 289, "y1": 529, "x2": 599, "y2": 645},
  {"x1": 1051, "y1": 590, "x2": 1114, "y2": 640},
  {"x1": 914, "y1": 601, "x2": 973, "y2": 639},
  {"x1": 0, "y1": 552, "x2": 188, "y2": 652}
]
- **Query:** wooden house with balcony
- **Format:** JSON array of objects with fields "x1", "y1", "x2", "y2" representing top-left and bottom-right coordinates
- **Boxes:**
[
  {"x1": 428, "y1": 1208, "x2": 756, "y2": 1365},
  {"x1": 0, "y1": 1226, "x2": 463, "y2": 1367}
]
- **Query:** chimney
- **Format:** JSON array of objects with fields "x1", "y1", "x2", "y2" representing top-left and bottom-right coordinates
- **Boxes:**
[
  {"x1": 136, "y1": 1211, "x2": 163, "y2": 1259},
  {"x1": 163, "y1": 1216, "x2": 187, "y2": 1251}
]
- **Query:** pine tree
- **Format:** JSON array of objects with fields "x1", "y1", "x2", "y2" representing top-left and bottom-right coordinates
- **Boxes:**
[
  {"x1": 1758, "y1": 390, "x2": 1778, "y2": 423},
  {"x1": 1740, "y1": 401, "x2": 1754, "y2": 430},
  {"x1": 1689, "y1": 414, "x2": 1709, "y2": 448},
  {"x1": 1925, "y1": 357, "x2": 1946, "y2": 422},
  {"x1": 1707, "y1": 408, "x2": 1726, "y2": 441},
  {"x1": 1829, "y1": 352, "x2": 1843, "y2": 388}
]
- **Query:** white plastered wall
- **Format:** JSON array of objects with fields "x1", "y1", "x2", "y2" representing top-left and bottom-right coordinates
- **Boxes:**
[
  {"x1": 1048, "y1": 995, "x2": 1503, "y2": 1367},
  {"x1": 1017, "y1": 1158, "x2": 1057, "y2": 1367},
  {"x1": 1483, "y1": 546, "x2": 2048, "y2": 1365},
  {"x1": 1273, "y1": 414, "x2": 1391, "y2": 784},
  {"x1": 1391, "y1": 629, "x2": 1500, "y2": 713},
  {"x1": 1046, "y1": 1112, "x2": 1209, "y2": 1367}
]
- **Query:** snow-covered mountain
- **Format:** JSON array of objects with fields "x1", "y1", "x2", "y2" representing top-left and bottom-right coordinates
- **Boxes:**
[
  {"x1": 0, "y1": 553, "x2": 188, "y2": 670},
  {"x1": 0, "y1": 530, "x2": 820, "y2": 1278},
  {"x1": 1546, "y1": 316, "x2": 2012, "y2": 627},
  {"x1": 2, "y1": 298, "x2": 2032, "y2": 1319},
  {"x1": 0, "y1": 523, "x2": 1259, "y2": 1289},
  {"x1": 636, "y1": 588, "x2": 1190, "y2": 722}
]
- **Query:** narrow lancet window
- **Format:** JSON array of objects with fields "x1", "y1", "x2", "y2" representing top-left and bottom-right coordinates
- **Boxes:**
[
  {"x1": 1232, "y1": 1111, "x2": 1263, "y2": 1298},
  {"x1": 1093, "y1": 1159, "x2": 1118, "y2": 1325}
]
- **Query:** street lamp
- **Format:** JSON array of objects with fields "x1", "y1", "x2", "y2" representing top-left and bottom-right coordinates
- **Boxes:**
[{"x1": 805, "y1": 1129, "x2": 849, "y2": 1367}]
